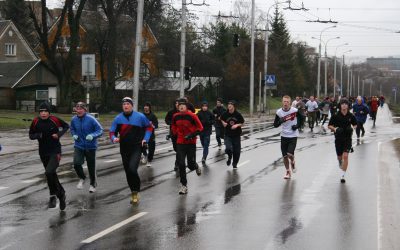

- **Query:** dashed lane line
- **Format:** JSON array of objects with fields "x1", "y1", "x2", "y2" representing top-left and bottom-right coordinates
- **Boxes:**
[
  {"x1": 21, "y1": 178, "x2": 42, "y2": 183},
  {"x1": 104, "y1": 159, "x2": 118, "y2": 163},
  {"x1": 237, "y1": 160, "x2": 250, "y2": 168},
  {"x1": 81, "y1": 212, "x2": 148, "y2": 244},
  {"x1": 0, "y1": 186, "x2": 9, "y2": 190}
]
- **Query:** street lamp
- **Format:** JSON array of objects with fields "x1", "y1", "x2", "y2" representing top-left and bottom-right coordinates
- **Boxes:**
[
  {"x1": 315, "y1": 25, "x2": 336, "y2": 99},
  {"x1": 333, "y1": 43, "x2": 348, "y2": 98},
  {"x1": 324, "y1": 37, "x2": 340, "y2": 97},
  {"x1": 341, "y1": 50, "x2": 352, "y2": 97},
  {"x1": 263, "y1": 0, "x2": 288, "y2": 113}
]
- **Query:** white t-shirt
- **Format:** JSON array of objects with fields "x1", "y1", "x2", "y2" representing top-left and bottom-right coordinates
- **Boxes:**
[
  {"x1": 291, "y1": 100, "x2": 298, "y2": 107},
  {"x1": 276, "y1": 107, "x2": 299, "y2": 138},
  {"x1": 306, "y1": 100, "x2": 318, "y2": 112}
]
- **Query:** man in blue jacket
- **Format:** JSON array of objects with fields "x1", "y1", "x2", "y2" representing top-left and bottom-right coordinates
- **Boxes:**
[
  {"x1": 352, "y1": 96, "x2": 369, "y2": 139},
  {"x1": 70, "y1": 102, "x2": 103, "y2": 193}
]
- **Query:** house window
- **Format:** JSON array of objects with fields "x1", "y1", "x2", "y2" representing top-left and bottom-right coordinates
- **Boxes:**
[
  {"x1": 116, "y1": 62, "x2": 123, "y2": 77},
  {"x1": 36, "y1": 90, "x2": 49, "y2": 100},
  {"x1": 142, "y1": 38, "x2": 148, "y2": 51},
  {"x1": 5, "y1": 43, "x2": 16, "y2": 56},
  {"x1": 140, "y1": 63, "x2": 150, "y2": 78}
]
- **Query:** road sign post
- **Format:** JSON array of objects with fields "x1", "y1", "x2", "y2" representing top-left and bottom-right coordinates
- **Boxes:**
[{"x1": 82, "y1": 54, "x2": 95, "y2": 111}]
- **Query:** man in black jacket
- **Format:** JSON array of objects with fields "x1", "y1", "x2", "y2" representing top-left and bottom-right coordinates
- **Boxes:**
[
  {"x1": 165, "y1": 99, "x2": 179, "y2": 171},
  {"x1": 197, "y1": 101, "x2": 215, "y2": 164},
  {"x1": 213, "y1": 98, "x2": 226, "y2": 149},
  {"x1": 29, "y1": 102, "x2": 69, "y2": 210},
  {"x1": 221, "y1": 100, "x2": 244, "y2": 169},
  {"x1": 142, "y1": 102, "x2": 158, "y2": 167}
]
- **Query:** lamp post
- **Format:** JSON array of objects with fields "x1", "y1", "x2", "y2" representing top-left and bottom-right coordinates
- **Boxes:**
[
  {"x1": 249, "y1": 0, "x2": 255, "y2": 116},
  {"x1": 324, "y1": 37, "x2": 340, "y2": 97},
  {"x1": 315, "y1": 25, "x2": 336, "y2": 99},
  {"x1": 341, "y1": 50, "x2": 352, "y2": 97},
  {"x1": 263, "y1": 1, "x2": 288, "y2": 113},
  {"x1": 333, "y1": 43, "x2": 348, "y2": 98}
]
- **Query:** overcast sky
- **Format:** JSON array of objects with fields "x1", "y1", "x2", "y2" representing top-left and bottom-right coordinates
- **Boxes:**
[{"x1": 48, "y1": 0, "x2": 400, "y2": 62}]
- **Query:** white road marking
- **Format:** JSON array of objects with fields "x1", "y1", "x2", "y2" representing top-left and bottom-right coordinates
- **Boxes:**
[
  {"x1": 104, "y1": 159, "x2": 118, "y2": 163},
  {"x1": 81, "y1": 212, "x2": 148, "y2": 244},
  {"x1": 21, "y1": 178, "x2": 42, "y2": 183},
  {"x1": 155, "y1": 145, "x2": 173, "y2": 152},
  {"x1": 58, "y1": 170, "x2": 72, "y2": 176},
  {"x1": 237, "y1": 160, "x2": 250, "y2": 168},
  {"x1": 0, "y1": 186, "x2": 9, "y2": 190},
  {"x1": 377, "y1": 141, "x2": 382, "y2": 250}
]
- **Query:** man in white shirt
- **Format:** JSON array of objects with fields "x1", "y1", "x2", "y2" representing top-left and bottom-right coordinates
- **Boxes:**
[
  {"x1": 291, "y1": 96, "x2": 300, "y2": 107},
  {"x1": 273, "y1": 95, "x2": 299, "y2": 179},
  {"x1": 306, "y1": 96, "x2": 319, "y2": 132}
]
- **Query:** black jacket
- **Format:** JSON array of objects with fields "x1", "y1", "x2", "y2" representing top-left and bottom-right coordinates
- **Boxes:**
[
  {"x1": 221, "y1": 110, "x2": 244, "y2": 137},
  {"x1": 143, "y1": 112, "x2": 158, "y2": 140},
  {"x1": 29, "y1": 116, "x2": 69, "y2": 156},
  {"x1": 197, "y1": 110, "x2": 215, "y2": 135},
  {"x1": 213, "y1": 106, "x2": 226, "y2": 127}
]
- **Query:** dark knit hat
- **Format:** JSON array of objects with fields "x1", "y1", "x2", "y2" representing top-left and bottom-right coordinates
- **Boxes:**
[
  {"x1": 177, "y1": 98, "x2": 187, "y2": 106},
  {"x1": 75, "y1": 102, "x2": 87, "y2": 111},
  {"x1": 227, "y1": 100, "x2": 237, "y2": 106},
  {"x1": 122, "y1": 97, "x2": 134, "y2": 106},
  {"x1": 217, "y1": 97, "x2": 223, "y2": 103},
  {"x1": 39, "y1": 102, "x2": 51, "y2": 113},
  {"x1": 201, "y1": 101, "x2": 208, "y2": 106}
]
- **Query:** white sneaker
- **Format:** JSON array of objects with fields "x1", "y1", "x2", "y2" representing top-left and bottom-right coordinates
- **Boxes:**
[
  {"x1": 179, "y1": 185, "x2": 188, "y2": 195},
  {"x1": 89, "y1": 185, "x2": 96, "y2": 193},
  {"x1": 77, "y1": 179, "x2": 85, "y2": 189},
  {"x1": 146, "y1": 161, "x2": 152, "y2": 167},
  {"x1": 141, "y1": 156, "x2": 147, "y2": 164},
  {"x1": 291, "y1": 161, "x2": 296, "y2": 173},
  {"x1": 284, "y1": 171, "x2": 291, "y2": 179}
]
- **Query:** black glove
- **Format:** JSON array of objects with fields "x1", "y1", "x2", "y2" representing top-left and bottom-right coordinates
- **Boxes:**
[
  {"x1": 335, "y1": 127, "x2": 344, "y2": 134},
  {"x1": 279, "y1": 117, "x2": 286, "y2": 124},
  {"x1": 142, "y1": 141, "x2": 148, "y2": 149},
  {"x1": 165, "y1": 134, "x2": 171, "y2": 140},
  {"x1": 291, "y1": 125, "x2": 298, "y2": 131},
  {"x1": 184, "y1": 134, "x2": 194, "y2": 140},
  {"x1": 345, "y1": 126, "x2": 353, "y2": 134}
]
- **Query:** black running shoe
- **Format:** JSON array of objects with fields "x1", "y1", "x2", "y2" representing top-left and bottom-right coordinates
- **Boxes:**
[
  {"x1": 340, "y1": 177, "x2": 346, "y2": 183},
  {"x1": 48, "y1": 196, "x2": 57, "y2": 209},
  {"x1": 227, "y1": 158, "x2": 232, "y2": 166},
  {"x1": 59, "y1": 193, "x2": 66, "y2": 211},
  {"x1": 232, "y1": 163, "x2": 237, "y2": 169}
]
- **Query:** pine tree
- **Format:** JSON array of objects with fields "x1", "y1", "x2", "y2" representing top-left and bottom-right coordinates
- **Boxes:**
[{"x1": 3, "y1": 0, "x2": 37, "y2": 47}]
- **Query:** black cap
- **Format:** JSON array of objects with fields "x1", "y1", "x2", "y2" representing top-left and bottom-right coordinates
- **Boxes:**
[
  {"x1": 177, "y1": 98, "x2": 187, "y2": 105},
  {"x1": 228, "y1": 100, "x2": 236, "y2": 106},
  {"x1": 201, "y1": 101, "x2": 208, "y2": 106},
  {"x1": 217, "y1": 97, "x2": 223, "y2": 103},
  {"x1": 39, "y1": 102, "x2": 51, "y2": 113},
  {"x1": 122, "y1": 97, "x2": 134, "y2": 106}
]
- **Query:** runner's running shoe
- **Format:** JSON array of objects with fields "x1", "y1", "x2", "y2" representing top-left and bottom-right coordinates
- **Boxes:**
[{"x1": 179, "y1": 185, "x2": 188, "y2": 195}]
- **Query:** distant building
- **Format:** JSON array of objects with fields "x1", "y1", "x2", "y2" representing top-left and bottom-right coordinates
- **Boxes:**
[{"x1": 367, "y1": 57, "x2": 400, "y2": 71}]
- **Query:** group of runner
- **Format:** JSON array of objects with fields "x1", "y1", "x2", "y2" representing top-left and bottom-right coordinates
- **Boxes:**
[
  {"x1": 275, "y1": 94, "x2": 383, "y2": 184},
  {"x1": 29, "y1": 97, "x2": 244, "y2": 209}
]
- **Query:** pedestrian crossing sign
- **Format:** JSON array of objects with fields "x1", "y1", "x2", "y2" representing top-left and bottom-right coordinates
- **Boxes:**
[{"x1": 264, "y1": 74, "x2": 277, "y2": 89}]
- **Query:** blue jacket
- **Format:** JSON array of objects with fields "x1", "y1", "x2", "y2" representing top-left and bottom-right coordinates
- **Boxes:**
[
  {"x1": 352, "y1": 103, "x2": 369, "y2": 123},
  {"x1": 70, "y1": 113, "x2": 103, "y2": 150}
]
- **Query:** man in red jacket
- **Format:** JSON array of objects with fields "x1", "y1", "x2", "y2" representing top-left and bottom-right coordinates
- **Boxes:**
[
  {"x1": 368, "y1": 96, "x2": 379, "y2": 126},
  {"x1": 172, "y1": 98, "x2": 203, "y2": 195}
]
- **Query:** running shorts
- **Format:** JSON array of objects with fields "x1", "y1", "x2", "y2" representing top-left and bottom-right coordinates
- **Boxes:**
[{"x1": 281, "y1": 137, "x2": 297, "y2": 157}]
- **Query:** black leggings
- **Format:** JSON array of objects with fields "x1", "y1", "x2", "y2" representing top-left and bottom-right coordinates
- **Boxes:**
[
  {"x1": 356, "y1": 122, "x2": 365, "y2": 137},
  {"x1": 121, "y1": 145, "x2": 142, "y2": 192},
  {"x1": 40, "y1": 154, "x2": 65, "y2": 198}
]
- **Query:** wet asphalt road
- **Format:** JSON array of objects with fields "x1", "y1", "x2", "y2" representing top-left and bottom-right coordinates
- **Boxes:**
[{"x1": 1, "y1": 105, "x2": 400, "y2": 250}]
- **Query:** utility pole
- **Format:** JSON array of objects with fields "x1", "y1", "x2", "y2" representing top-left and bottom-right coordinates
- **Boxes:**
[
  {"x1": 249, "y1": 0, "x2": 255, "y2": 116},
  {"x1": 259, "y1": 72, "x2": 262, "y2": 112},
  {"x1": 179, "y1": 0, "x2": 187, "y2": 98},
  {"x1": 333, "y1": 56, "x2": 337, "y2": 98},
  {"x1": 347, "y1": 69, "x2": 350, "y2": 96},
  {"x1": 132, "y1": 0, "x2": 144, "y2": 111},
  {"x1": 357, "y1": 74, "x2": 360, "y2": 96}
]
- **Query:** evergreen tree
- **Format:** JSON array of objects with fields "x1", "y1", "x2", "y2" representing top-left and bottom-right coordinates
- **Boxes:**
[{"x1": 3, "y1": 0, "x2": 37, "y2": 47}]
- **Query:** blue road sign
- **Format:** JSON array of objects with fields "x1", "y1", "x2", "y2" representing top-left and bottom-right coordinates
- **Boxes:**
[{"x1": 264, "y1": 74, "x2": 277, "y2": 89}]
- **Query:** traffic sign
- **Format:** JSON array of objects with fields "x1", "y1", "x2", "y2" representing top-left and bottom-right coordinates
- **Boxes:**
[
  {"x1": 392, "y1": 86, "x2": 397, "y2": 92},
  {"x1": 264, "y1": 74, "x2": 277, "y2": 89}
]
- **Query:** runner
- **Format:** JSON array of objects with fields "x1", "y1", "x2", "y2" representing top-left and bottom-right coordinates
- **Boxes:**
[
  {"x1": 305, "y1": 96, "x2": 319, "y2": 131},
  {"x1": 213, "y1": 98, "x2": 226, "y2": 149},
  {"x1": 379, "y1": 95, "x2": 385, "y2": 108},
  {"x1": 141, "y1": 102, "x2": 158, "y2": 167},
  {"x1": 70, "y1": 102, "x2": 103, "y2": 193},
  {"x1": 29, "y1": 102, "x2": 69, "y2": 210},
  {"x1": 197, "y1": 101, "x2": 215, "y2": 164},
  {"x1": 368, "y1": 96, "x2": 379, "y2": 126},
  {"x1": 221, "y1": 100, "x2": 245, "y2": 169},
  {"x1": 319, "y1": 97, "x2": 331, "y2": 126},
  {"x1": 295, "y1": 98, "x2": 306, "y2": 132},
  {"x1": 328, "y1": 98, "x2": 357, "y2": 183},
  {"x1": 171, "y1": 98, "x2": 203, "y2": 195},
  {"x1": 109, "y1": 97, "x2": 153, "y2": 204},
  {"x1": 330, "y1": 97, "x2": 338, "y2": 117},
  {"x1": 291, "y1": 96, "x2": 300, "y2": 107},
  {"x1": 273, "y1": 95, "x2": 299, "y2": 179},
  {"x1": 352, "y1": 96, "x2": 369, "y2": 139},
  {"x1": 165, "y1": 99, "x2": 180, "y2": 171}
]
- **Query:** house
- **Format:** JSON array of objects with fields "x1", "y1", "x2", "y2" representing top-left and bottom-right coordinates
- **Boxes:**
[
  {"x1": 39, "y1": 8, "x2": 160, "y2": 109},
  {"x1": 0, "y1": 20, "x2": 58, "y2": 110}
]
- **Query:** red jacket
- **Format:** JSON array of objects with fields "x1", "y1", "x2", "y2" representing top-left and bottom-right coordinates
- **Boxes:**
[
  {"x1": 172, "y1": 111, "x2": 203, "y2": 144},
  {"x1": 370, "y1": 99, "x2": 379, "y2": 112}
]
